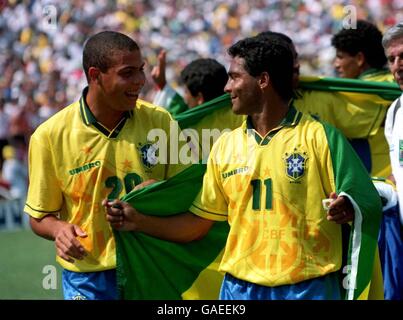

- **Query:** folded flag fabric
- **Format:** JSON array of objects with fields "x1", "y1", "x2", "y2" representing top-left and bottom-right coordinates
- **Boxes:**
[
  {"x1": 296, "y1": 78, "x2": 397, "y2": 139},
  {"x1": 174, "y1": 76, "x2": 399, "y2": 177},
  {"x1": 298, "y1": 76, "x2": 399, "y2": 100},
  {"x1": 174, "y1": 76, "x2": 401, "y2": 139},
  {"x1": 115, "y1": 164, "x2": 229, "y2": 299}
]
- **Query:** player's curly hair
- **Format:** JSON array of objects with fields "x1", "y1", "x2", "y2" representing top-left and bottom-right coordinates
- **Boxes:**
[
  {"x1": 228, "y1": 36, "x2": 294, "y2": 101},
  {"x1": 331, "y1": 20, "x2": 387, "y2": 69},
  {"x1": 257, "y1": 31, "x2": 293, "y2": 46},
  {"x1": 180, "y1": 58, "x2": 228, "y2": 101},
  {"x1": 82, "y1": 31, "x2": 139, "y2": 82}
]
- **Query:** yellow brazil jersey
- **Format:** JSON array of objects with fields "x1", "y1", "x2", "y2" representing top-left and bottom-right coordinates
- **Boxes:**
[
  {"x1": 24, "y1": 88, "x2": 186, "y2": 272},
  {"x1": 190, "y1": 105, "x2": 379, "y2": 287}
]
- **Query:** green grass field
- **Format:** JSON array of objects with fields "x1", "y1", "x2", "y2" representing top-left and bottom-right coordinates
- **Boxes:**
[{"x1": 0, "y1": 229, "x2": 63, "y2": 299}]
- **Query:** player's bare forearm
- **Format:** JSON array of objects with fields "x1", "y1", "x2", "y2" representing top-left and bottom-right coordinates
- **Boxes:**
[
  {"x1": 151, "y1": 49, "x2": 167, "y2": 90},
  {"x1": 104, "y1": 199, "x2": 214, "y2": 243},
  {"x1": 30, "y1": 215, "x2": 88, "y2": 262},
  {"x1": 136, "y1": 211, "x2": 214, "y2": 243},
  {"x1": 29, "y1": 215, "x2": 65, "y2": 241}
]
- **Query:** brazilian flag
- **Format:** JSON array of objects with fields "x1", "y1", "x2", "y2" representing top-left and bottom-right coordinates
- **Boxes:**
[
  {"x1": 115, "y1": 164, "x2": 229, "y2": 299},
  {"x1": 295, "y1": 76, "x2": 400, "y2": 178}
]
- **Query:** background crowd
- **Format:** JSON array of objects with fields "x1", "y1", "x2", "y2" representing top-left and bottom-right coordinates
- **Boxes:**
[{"x1": 0, "y1": 0, "x2": 402, "y2": 199}]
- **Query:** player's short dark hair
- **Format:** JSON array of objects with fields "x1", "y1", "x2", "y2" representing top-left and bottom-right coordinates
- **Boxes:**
[
  {"x1": 256, "y1": 31, "x2": 297, "y2": 58},
  {"x1": 180, "y1": 58, "x2": 228, "y2": 102},
  {"x1": 257, "y1": 31, "x2": 293, "y2": 45},
  {"x1": 228, "y1": 36, "x2": 294, "y2": 101},
  {"x1": 331, "y1": 20, "x2": 387, "y2": 69},
  {"x1": 82, "y1": 31, "x2": 140, "y2": 82}
]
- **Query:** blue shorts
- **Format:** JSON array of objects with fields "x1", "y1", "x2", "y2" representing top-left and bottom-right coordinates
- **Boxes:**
[
  {"x1": 62, "y1": 269, "x2": 118, "y2": 300},
  {"x1": 220, "y1": 272, "x2": 341, "y2": 300}
]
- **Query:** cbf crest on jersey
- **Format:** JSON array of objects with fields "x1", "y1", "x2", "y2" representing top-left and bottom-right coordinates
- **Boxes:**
[
  {"x1": 138, "y1": 142, "x2": 159, "y2": 169},
  {"x1": 284, "y1": 148, "x2": 308, "y2": 181}
]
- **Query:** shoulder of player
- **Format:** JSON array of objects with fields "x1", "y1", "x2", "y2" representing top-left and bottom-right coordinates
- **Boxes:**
[
  {"x1": 31, "y1": 100, "x2": 79, "y2": 137},
  {"x1": 296, "y1": 112, "x2": 338, "y2": 139},
  {"x1": 135, "y1": 99, "x2": 173, "y2": 120},
  {"x1": 211, "y1": 126, "x2": 243, "y2": 150},
  {"x1": 298, "y1": 111, "x2": 324, "y2": 125}
]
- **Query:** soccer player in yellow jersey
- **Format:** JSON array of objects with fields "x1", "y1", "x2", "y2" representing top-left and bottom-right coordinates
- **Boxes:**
[
  {"x1": 332, "y1": 20, "x2": 392, "y2": 81},
  {"x1": 331, "y1": 20, "x2": 395, "y2": 178},
  {"x1": 105, "y1": 36, "x2": 382, "y2": 299},
  {"x1": 24, "y1": 31, "x2": 185, "y2": 300}
]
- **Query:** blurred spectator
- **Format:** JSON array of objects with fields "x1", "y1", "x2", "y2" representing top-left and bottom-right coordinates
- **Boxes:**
[
  {"x1": 1, "y1": 143, "x2": 28, "y2": 199},
  {"x1": 0, "y1": 169, "x2": 12, "y2": 200},
  {"x1": 0, "y1": 100, "x2": 10, "y2": 170}
]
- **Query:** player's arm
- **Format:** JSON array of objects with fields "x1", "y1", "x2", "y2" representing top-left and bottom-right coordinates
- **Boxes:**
[
  {"x1": 30, "y1": 215, "x2": 87, "y2": 263},
  {"x1": 151, "y1": 49, "x2": 167, "y2": 90},
  {"x1": 151, "y1": 50, "x2": 188, "y2": 115},
  {"x1": 103, "y1": 199, "x2": 214, "y2": 243}
]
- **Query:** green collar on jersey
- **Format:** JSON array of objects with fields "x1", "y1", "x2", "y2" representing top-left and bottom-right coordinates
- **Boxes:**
[
  {"x1": 79, "y1": 87, "x2": 133, "y2": 138},
  {"x1": 245, "y1": 104, "x2": 302, "y2": 146}
]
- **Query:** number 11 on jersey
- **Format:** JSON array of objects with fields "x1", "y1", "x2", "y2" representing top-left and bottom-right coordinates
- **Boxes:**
[{"x1": 251, "y1": 178, "x2": 273, "y2": 210}]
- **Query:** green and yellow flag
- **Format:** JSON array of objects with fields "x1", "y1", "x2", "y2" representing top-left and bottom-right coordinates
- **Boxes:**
[
  {"x1": 176, "y1": 76, "x2": 400, "y2": 139},
  {"x1": 115, "y1": 164, "x2": 229, "y2": 299},
  {"x1": 296, "y1": 76, "x2": 398, "y2": 139},
  {"x1": 296, "y1": 76, "x2": 399, "y2": 178}
]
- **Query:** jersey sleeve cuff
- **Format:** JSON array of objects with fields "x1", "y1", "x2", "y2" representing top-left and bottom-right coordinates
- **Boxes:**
[{"x1": 24, "y1": 203, "x2": 60, "y2": 219}]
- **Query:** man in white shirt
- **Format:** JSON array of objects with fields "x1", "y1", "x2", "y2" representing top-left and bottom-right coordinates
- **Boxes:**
[{"x1": 383, "y1": 22, "x2": 403, "y2": 224}]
